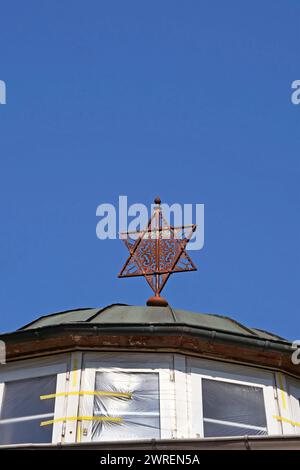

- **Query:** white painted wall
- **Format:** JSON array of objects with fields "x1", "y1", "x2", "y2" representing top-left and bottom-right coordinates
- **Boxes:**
[{"x1": 0, "y1": 351, "x2": 300, "y2": 444}]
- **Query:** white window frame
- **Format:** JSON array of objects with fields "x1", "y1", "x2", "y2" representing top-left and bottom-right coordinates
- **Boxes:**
[
  {"x1": 188, "y1": 358, "x2": 280, "y2": 438},
  {"x1": 0, "y1": 359, "x2": 67, "y2": 445},
  {"x1": 287, "y1": 378, "x2": 300, "y2": 435},
  {"x1": 77, "y1": 353, "x2": 174, "y2": 443}
]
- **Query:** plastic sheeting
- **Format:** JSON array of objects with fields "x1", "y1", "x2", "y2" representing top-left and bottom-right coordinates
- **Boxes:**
[
  {"x1": 0, "y1": 375, "x2": 56, "y2": 445},
  {"x1": 202, "y1": 378, "x2": 268, "y2": 437},
  {"x1": 84, "y1": 371, "x2": 161, "y2": 441}
]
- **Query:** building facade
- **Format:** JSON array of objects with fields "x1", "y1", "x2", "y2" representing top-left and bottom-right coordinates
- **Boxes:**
[{"x1": 0, "y1": 304, "x2": 299, "y2": 449}]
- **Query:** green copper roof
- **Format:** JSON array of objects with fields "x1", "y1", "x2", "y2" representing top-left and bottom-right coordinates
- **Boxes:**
[{"x1": 18, "y1": 304, "x2": 286, "y2": 342}]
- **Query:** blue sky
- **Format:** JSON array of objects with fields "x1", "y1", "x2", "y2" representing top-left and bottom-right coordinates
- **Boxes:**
[{"x1": 0, "y1": 1, "x2": 299, "y2": 339}]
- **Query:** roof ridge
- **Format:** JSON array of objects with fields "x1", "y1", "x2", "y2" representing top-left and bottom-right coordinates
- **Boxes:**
[
  {"x1": 18, "y1": 307, "x2": 98, "y2": 330},
  {"x1": 252, "y1": 327, "x2": 286, "y2": 341},
  {"x1": 207, "y1": 312, "x2": 259, "y2": 336},
  {"x1": 86, "y1": 303, "x2": 129, "y2": 323},
  {"x1": 167, "y1": 305, "x2": 177, "y2": 322}
]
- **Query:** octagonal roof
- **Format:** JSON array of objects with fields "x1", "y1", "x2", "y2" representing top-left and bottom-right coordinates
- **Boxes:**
[{"x1": 18, "y1": 303, "x2": 286, "y2": 342}]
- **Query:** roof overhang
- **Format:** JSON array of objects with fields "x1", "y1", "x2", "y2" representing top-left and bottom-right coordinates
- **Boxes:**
[
  {"x1": 0, "y1": 322, "x2": 298, "y2": 377},
  {"x1": 1, "y1": 434, "x2": 300, "y2": 450}
]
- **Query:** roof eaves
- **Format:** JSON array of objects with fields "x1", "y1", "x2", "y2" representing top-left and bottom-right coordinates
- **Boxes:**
[{"x1": 1, "y1": 321, "x2": 292, "y2": 351}]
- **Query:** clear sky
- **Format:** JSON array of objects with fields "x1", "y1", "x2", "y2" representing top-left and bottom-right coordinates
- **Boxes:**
[{"x1": 0, "y1": 1, "x2": 299, "y2": 339}]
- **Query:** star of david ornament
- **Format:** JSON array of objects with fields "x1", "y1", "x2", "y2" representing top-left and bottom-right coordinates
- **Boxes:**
[{"x1": 118, "y1": 197, "x2": 197, "y2": 306}]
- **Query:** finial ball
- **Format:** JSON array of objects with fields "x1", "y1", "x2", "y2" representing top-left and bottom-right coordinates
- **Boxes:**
[{"x1": 154, "y1": 196, "x2": 161, "y2": 205}]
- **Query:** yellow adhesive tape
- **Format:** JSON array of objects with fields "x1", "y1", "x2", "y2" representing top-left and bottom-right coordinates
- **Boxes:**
[
  {"x1": 40, "y1": 390, "x2": 132, "y2": 400},
  {"x1": 273, "y1": 415, "x2": 300, "y2": 428},
  {"x1": 40, "y1": 416, "x2": 123, "y2": 427},
  {"x1": 277, "y1": 372, "x2": 287, "y2": 410}
]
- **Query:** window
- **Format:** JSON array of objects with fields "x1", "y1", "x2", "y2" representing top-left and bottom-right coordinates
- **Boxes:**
[
  {"x1": 0, "y1": 375, "x2": 57, "y2": 445},
  {"x1": 202, "y1": 379, "x2": 267, "y2": 437},
  {"x1": 77, "y1": 354, "x2": 173, "y2": 443},
  {"x1": 90, "y1": 372, "x2": 160, "y2": 441}
]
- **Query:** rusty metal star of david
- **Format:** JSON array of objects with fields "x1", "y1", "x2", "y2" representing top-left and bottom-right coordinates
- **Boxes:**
[{"x1": 118, "y1": 197, "x2": 197, "y2": 307}]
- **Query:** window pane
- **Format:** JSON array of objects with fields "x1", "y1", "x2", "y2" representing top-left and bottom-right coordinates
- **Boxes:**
[
  {"x1": 202, "y1": 378, "x2": 267, "y2": 435},
  {"x1": 91, "y1": 372, "x2": 160, "y2": 441},
  {"x1": 92, "y1": 416, "x2": 160, "y2": 441},
  {"x1": 0, "y1": 375, "x2": 57, "y2": 445},
  {"x1": 204, "y1": 421, "x2": 267, "y2": 438},
  {"x1": 0, "y1": 419, "x2": 53, "y2": 445},
  {"x1": 0, "y1": 375, "x2": 56, "y2": 419}
]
